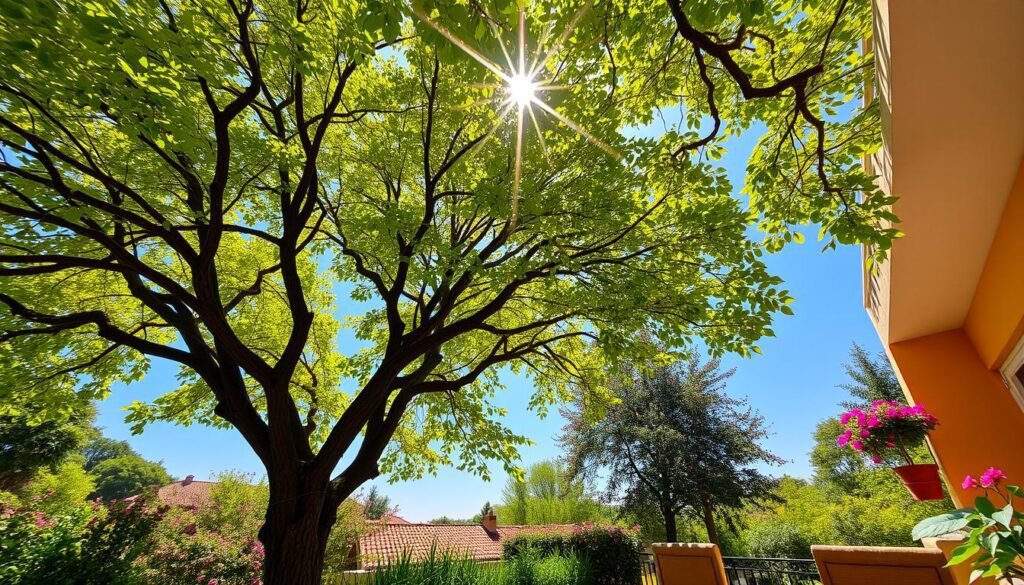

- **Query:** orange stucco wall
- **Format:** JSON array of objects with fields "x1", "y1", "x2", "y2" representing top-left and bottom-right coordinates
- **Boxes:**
[
  {"x1": 889, "y1": 329, "x2": 1024, "y2": 507},
  {"x1": 964, "y1": 157, "x2": 1024, "y2": 368}
]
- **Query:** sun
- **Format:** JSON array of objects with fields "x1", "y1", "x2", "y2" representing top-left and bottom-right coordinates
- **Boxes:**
[
  {"x1": 507, "y1": 73, "x2": 538, "y2": 108},
  {"x1": 413, "y1": 5, "x2": 618, "y2": 226}
]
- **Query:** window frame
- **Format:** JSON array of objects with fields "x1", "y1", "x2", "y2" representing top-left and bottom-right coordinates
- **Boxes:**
[{"x1": 999, "y1": 334, "x2": 1024, "y2": 413}]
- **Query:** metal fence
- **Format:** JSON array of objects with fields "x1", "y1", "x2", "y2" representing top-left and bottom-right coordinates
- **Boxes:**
[{"x1": 640, "y1": 552, "x2": 821, "y2": 585}]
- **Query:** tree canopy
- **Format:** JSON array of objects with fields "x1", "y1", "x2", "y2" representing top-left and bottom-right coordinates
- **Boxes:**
[
  {"x1": 89, "y1": 455, "x2": 172, "y2": 500},
  {"x1": 0, "y1": 405, "x2": 94, "y2": 491},
  {"x1": 0, "y1": 0, "x2": 891, "y2": 581},
  {"x1": 563, "y1": 355, "x2": 781, "y2": 543},
  {"x1": 496, "y1": 459, "x2": 608, "y2": 525}
]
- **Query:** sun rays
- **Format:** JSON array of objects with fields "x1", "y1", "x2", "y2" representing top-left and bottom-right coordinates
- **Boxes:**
[{"x1": 413, "y1": 4, "x2": 619, "y2": 226}]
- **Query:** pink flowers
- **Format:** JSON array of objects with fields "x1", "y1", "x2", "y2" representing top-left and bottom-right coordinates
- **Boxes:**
[
  {"x1": 979, "y1": 467, "x2": 1006, "y2": 488},
  {"x1": 963, "y1": 468, "x2": 1008, "y2": 490},
  {"x1": 33, "y1": 512, "x2": 51, "y2": 528},
  {"x1": 835, "y1": 400, "x2": 938, "y2": 466}
]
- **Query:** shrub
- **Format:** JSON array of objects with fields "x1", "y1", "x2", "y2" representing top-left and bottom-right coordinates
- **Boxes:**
[
  {"x1": 506, "y1": 548, "x2": 592, "y2": 585},
  {"x1": 744, "y1": 520, "x2": 811, "y2": 559},
  {"x1": 503, "y1": 525, "x2": 641, "y2": 585},
  {"x1": 142, "y1": 508, "x2": 263, "y2": 585},
  {"x1": 0, "y1": 496, "x2": 163, "y2": 585}
]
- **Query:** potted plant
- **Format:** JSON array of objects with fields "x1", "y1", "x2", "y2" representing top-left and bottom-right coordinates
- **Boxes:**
[
  {"x1": 836, "y1": 400, "x2": 943, "y2": 500},
  {"x1": 913, "y1": 468, "x2": 1024, "y2": 583}
]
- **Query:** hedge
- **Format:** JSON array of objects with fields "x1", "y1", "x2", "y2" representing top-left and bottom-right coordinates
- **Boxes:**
[{"x1": 502, "y1": 525, "x2": 642, "y2": 585}]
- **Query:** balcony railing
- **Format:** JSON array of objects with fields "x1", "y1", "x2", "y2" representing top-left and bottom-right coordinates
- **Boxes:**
[{"x1": 640, "y1": 552, "x2": 821, "y2": 585}]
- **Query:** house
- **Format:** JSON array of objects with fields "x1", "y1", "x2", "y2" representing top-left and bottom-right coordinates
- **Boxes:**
[
  {"x1": 354, "y1": 511, "x2": 575, "y2": 569},
  {"x1": 134, "y1": 475, "x2": 216, "y2": 509},
  {"x1": 863, "y1": 0, "x2": 1024, "y2": 506}
]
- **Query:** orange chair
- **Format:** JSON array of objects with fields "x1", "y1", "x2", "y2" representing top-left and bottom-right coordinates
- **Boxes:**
[
  {"x1": 812, "y1": 545, "x2": 958, "y2": 585},
  {"x1": 651, "y1": 543, "x2": 729, "y2": 585}
]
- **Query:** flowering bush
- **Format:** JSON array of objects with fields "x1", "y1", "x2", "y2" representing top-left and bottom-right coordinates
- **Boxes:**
[
  {"x1": 913, "y1": 467, "x2": 1024, "y2": 583},
  {"x1": 0, "y1": 496, "x2": 163, "y2": 585},
  {"x1": 836, "y1": 400, "x2": 938, "y2": 465},
  {"x1": 142, "y1": 510, "x2": 264, "y2": 585},
  {"x1": 503, "y1": 524, "x2": 641, "y2": 585}
]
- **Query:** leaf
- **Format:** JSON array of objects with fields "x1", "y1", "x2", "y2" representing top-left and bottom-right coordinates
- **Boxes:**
[
  {"x1": 913, "y1": 510, "x2": 973, "y2": 541},
  {"x1": 976, "y1": 496, "x2": 998, "y2": 516},
  {"x1": 992, "y1": 503, "x2": 1015, "y2": 529},
  {"x1": 947, "y1": 542, "x2": 981, "y2": 566}
]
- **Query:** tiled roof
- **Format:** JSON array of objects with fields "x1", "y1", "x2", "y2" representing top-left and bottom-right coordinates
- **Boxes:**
[
  {"x1": 357, "y1": 523, "x2": 577, "y2": 568},
  {"x1": 153, "y1": 478, "x2": 216, "y2": 509}
]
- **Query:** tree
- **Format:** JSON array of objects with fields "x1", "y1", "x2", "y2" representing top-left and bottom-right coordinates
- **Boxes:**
[
  {"x1": 428, "y1": 516, "x2": 474, "y2": 525},
  {"x1": 0, "y1": 406, "x2": 94, "y2": 491},
  {"x1": 20, "y1": 454, "x2": 97, "y2": 514},
  {"x1": 496, "y1": 459, "x2": 607, "y2": 525},
  {"x1": 361, "y1": 486, "x2": 391, "y2": 521},
  {"x1": 81, "y1": 436, "x2": 137, "y2": 472},
  {"x1": 0, "y1": 1, "x2": 889, "y2": 581},
  {"x1": 838, "y1": 343, "x2": 904, "y2": 409},
  {"x1": 89, "y1": 455, "x2": 172, "y2": 500},
  {"x1": 564, "y1": 356, "x2": 781, "y2": 543}
]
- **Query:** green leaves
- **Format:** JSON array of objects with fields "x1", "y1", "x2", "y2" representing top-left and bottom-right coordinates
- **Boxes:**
[
  {"x1": 915, "y1": 487, "x2": 1024, "y2": 582},
  {"x1": 911, "y1": 510, "x2": 972, "y2": 542}
]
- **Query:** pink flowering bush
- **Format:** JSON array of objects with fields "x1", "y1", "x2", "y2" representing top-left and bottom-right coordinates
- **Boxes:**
[
  {"x1": 836, "y1": 400, "x2": 938, "y2": 465},
  {"x1": 913, "y1": 467, "x2": 1024, "y2": 582},
  {"x1": 141, "y1": 510, "x2": 264, "y2": 585},
  {"x1": 0, "y1": 495, "x2": 163, "y2": 585}
]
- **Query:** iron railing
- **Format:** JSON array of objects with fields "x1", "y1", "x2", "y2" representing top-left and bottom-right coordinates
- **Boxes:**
[{"x1": 640, "y1": 552, "x2": 820, "y2": 585}]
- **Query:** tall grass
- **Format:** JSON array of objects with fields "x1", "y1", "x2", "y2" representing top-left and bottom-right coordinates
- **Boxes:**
[{"x1": 329, "y1": 546, "x2": 592, "y2": 585}]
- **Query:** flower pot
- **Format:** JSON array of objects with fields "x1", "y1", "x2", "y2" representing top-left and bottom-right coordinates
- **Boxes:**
[{"x1": 893, "y1": 464, "x2": 945, "y2": 500}]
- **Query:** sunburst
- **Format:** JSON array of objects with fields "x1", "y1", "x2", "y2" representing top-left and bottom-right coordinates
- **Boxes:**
[{"x1": 413, "y1": 5, "x2": 618, "y2": 226}]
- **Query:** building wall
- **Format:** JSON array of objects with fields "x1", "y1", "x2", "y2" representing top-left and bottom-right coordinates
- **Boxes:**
[
  {"x1": 888, "y1": 329, "x2": 1024, "y2": 507},
  {"x1": 964, "y1": 158, "x2": 1024, "y2": 368},
  {"x1": 883, "y1": 158, "x2": 1024, "y2": 506}
]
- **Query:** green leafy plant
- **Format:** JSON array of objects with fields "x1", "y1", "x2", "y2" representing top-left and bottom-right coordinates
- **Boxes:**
[
  {"x1": 503, "y1": 525, "x2": 640, "y2": 585},
  {"x1": 913, "y1": 468, "x2": 1024, "y2": 583},
  {"x1": 0, "y1": 495, "x2": 163, "y2": 585}
]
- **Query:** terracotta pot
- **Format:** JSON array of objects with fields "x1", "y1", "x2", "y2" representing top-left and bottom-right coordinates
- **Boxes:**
[{"x1": 893, "y1": 464, "x2": 945, "y2": 500}]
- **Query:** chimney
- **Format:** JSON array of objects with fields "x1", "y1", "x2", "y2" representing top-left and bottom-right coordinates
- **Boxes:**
[
  {"x1": 482, "y1": 511, "x2": 497, "y2": 533},
  {"x1": 182, "y1": 475, "x2": 194, "y2": 486}
]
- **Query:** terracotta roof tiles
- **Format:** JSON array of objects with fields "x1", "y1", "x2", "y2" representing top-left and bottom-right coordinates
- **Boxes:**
[{"x1": 357, "y1": 523, "x2": 577, "y2": 568}]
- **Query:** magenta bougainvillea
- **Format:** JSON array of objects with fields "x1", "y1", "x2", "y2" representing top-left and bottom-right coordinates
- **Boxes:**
[{"x1": 836, "y1": 400, "x2": 938, "y2": 465}]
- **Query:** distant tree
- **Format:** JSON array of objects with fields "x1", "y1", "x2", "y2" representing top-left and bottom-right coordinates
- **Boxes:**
[
  {"x1": 429, "y1": 516, "x2": 474, "y2": 525},
  {"x1": 362, "y1": 486, "x2": 392, "y2": 521},
  {"x1": 500, "y1": 474, "x2": 530, "y2": 525},
  {"x1": 82, "y1": 436, "x2": 137, "y2": 471},
  {"x1": 838, "y1": 343, "x2": 904, "y2": 409},
  {"x1": 480, "y1": 501, "x2": 494, "y2": 517},
  {"x1": 89, "y1": 455, "x2": 171, "y2": 500},
  {"x1": 0, "y1": 406, "x2": 93, "y2": 491},
  {"x1": 564, "y1": 355, "x2": 781, "y2": 543},
  {"x1": 496, "y1": 459, "x2": 607, "y2": 525}
]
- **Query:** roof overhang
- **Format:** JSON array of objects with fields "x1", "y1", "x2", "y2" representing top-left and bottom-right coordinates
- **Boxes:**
[{"x1": 866, "y1": 0, "x2": 1024, "y2": 345}]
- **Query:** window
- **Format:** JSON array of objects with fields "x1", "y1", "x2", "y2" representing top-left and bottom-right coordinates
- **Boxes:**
[{"x1": 1000, "y1": 335, "x2": 1024, "y2": 412}]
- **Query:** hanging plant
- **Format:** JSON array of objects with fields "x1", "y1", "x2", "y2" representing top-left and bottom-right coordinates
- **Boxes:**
[{"x1": 836, "y1": 401, "x2": 944, "y2": 500}]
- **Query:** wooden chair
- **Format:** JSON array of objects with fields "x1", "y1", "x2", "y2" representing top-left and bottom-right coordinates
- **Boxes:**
[
  {"x1": 651, "y1": 543, "x2": 729, "y2": 585},
  {"x1": 812, "y1": 545, "x2": 958, "y2": 585}
]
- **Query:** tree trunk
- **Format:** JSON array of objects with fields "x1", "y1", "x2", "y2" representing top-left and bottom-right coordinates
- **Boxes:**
[
  {"x1": 662, "y1": 505, "x2": 678, "y2": 542},
  {"x1": 259, "y1": 472, "x2": 340, "y2": 585},
  {"x1": 700, "y1": 496, "x2": 719, "y2": 545}
]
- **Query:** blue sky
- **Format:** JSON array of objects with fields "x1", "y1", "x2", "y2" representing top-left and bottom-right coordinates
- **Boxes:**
[{"x1": 95, "y1": 122, "x2": 885, "y2": 523}]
